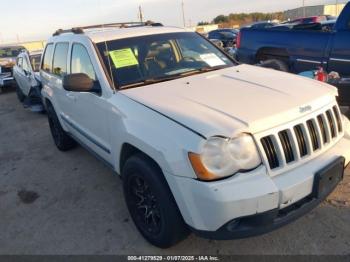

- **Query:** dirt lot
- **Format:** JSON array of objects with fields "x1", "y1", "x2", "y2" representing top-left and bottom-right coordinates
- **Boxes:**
[{"x1": 0, "y1": 88, "x2": 349, "y2": 255}]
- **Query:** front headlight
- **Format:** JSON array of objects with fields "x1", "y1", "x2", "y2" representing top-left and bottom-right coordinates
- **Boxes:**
[
  {"x1": 342, "y1": 114, "x2": 350, "y2": 139},
  {"x1": 189, "y1": 134, "x2": 261, "y2": 181}
]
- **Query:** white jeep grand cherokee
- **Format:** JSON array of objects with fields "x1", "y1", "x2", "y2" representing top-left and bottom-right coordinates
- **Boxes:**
[{"x1": 40, "y1": 23, "x2": 350, "y2": 248}]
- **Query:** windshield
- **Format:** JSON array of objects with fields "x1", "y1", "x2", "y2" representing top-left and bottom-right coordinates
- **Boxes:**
[
  {"x1": 0, "y1": 47, "x2": 23, "y2": 58},
  {"x1": 96, "y1": 32, "x2": 234, "y2": 89}
]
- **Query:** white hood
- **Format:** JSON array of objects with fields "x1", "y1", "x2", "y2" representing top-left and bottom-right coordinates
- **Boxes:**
[{"x1": 122, "y1": 64, "x2": 337, "y2": 138}]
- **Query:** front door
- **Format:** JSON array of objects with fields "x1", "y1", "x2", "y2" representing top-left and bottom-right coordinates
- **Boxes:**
[{"x1": 63, "y1": 43, "x2": 111, "y2": 163}]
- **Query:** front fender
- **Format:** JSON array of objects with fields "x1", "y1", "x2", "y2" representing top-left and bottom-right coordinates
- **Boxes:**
[{"x1": 109, "y1": 93, "x2": 204, "y2": 178}]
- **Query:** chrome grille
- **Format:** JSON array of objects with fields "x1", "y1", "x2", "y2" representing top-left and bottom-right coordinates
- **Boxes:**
[
  {"x1": 261, "y1": 136, "x2": 280, "y2": 169},
  {"x1": 278, "y1": 130, "x2": 295, "y2": 163},
  {"x1": 260, "y1": 105, "x2": 343, "y2": 171}
]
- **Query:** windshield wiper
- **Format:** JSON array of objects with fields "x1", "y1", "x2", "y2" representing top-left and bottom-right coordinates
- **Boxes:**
[
  {"x1": 120, "y1": 66, "x2": 229, "y2": 89},
  {"x1": 121, "y1": 75, "x2": 184, "y2": 89},
  {"x1": 175, "y1": 65, "x2": 229, "y2": 77}
]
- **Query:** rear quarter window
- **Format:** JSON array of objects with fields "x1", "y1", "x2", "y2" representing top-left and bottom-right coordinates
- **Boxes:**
[{"x1": 42, "y1": 44, "x2": 54, "y2": 73}]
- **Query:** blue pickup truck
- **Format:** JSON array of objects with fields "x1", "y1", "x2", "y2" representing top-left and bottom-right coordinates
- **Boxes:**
[{"x1": 236, "y1": 2, "x2": 350, "y2": 77}]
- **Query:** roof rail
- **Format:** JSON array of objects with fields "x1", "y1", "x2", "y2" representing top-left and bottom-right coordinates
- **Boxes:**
[{"x1": 52, "y1": 21, "x2": 163, "y2": 36}]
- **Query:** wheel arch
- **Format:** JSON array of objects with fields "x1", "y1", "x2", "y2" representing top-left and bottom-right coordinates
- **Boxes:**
[{"x1": 119, "y1": 143, "x2": 164, "y2": 177}]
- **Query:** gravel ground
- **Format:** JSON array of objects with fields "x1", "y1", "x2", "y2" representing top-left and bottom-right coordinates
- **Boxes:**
[{"x1": 0, "y1": 87, "x2": 349, "y2": 255}]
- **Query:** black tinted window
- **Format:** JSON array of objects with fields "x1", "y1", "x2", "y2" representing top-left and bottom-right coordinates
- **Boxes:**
[
  {"x1": 52, "y1": 43, "x2": 69, "y2": 77},
  {"x1": 42, "y1": 44, "x2": 54, "y2": 73}
]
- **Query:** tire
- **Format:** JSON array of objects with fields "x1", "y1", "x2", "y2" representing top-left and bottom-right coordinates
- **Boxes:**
[
  {"x1": 16, "y1": 85, "x2": 26, "y2": 102},
  {"x1": 46, "y1": 103, "x2": 76, "y2": 151},
  {"x1": 260, "y1": 59, "x2": 289, "y2": 72},
  {"x1": 122, "y1": 154, "x2": 190, "y2": 248}
]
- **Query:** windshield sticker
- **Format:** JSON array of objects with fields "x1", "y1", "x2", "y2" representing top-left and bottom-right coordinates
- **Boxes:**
[
  {"x1": 109, "y1": 48, "x2": 139, "y2": 69},
  {"x1": 200, "y1": 53, "x2": 226, "y2": 67}
]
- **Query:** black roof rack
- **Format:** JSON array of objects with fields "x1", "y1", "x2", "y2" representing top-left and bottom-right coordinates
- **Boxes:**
[{"x1": 52, "y1": 21, "x2": 163, "y2": 36}]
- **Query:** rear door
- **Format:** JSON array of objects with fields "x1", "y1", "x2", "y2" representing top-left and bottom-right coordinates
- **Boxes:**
[
  {"x1": 62, "y1": 43, "x2": 111, "y2": 163},
  {"x1": 291, "y1": 31, "x2": 331, "y2": 73},
  {"x1": 20, "y1": 56, "x2": 33, "y2": 95},
  {"x1": 328, "y1": 21, "x2": 350, "y2": 76},
  {"x1": 13, "y1": 56, "x2": 24, "y2": 89},
  {"x1": 50, "y1": 42, "x2": 74, "y2": 128}
]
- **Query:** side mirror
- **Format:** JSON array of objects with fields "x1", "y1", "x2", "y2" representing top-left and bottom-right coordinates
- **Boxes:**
[{"x1": 63, "y1": 73, "x2": 100, "y2": 93}]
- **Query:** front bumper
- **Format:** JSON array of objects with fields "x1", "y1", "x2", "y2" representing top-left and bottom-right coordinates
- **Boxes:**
[
  {"x1": 166, "y1": 136, "x2": 350, "y2": 237},
  {"x1": 0, "y1": 77, "x2": 15, "y2": 87}
]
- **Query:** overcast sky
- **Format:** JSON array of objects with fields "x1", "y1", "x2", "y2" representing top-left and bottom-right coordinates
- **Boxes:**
[{"x1": 0, "y1": 0, "x2": 345, "y2": 43}]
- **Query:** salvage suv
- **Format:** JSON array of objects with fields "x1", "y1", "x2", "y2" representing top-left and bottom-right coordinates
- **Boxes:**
[{"x1": 41, "y1": 23, "x2": 350, "y2": 248}]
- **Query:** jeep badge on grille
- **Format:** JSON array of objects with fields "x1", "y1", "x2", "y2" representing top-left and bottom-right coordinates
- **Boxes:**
[{"x1": 300, "y1": 105, "x2": 312, "y2": 113}]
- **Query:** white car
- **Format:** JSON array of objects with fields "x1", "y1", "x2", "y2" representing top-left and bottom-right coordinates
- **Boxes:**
[
  {"x1": 40, "y1": 23, "x2": 350, "y2": 248},
  {"x1": 13, "y1": 50, "x2": 43, "y2": 110}
]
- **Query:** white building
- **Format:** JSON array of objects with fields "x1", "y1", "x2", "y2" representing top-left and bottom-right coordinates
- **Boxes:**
[{"x1": 284, "y1": 3, "x2": 346, "y2": 20}]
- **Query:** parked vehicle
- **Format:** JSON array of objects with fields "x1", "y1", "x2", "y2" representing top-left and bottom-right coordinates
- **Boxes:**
[
  {"x1": 41, "y1": 22, "x2": 350, "y2": 248},
  {"x1": 299, "y1": 69, "x2": 350, "y2": 107},
  {"x1": 271, "y1": 20, "x2": 336, "y2": 32},
  {"x1": 13, "y1": 50, "x2": 44, "y2": 111},
  {"x1": 208, "y1": 29, "x2": 237, "y2": 47},
  {"x1": 241, "y1": 21, "x2": 277, "y2": 29},
  {"x1": 236, "y1": 2, "x2": 350, "y2": 76},
  {"x1": 290, "y1": 15, "x2": 327, "y2": 24},
  {"x1": 326, "y1": 15, "x2": 338, "y2": 21},
  {"x1": 0, "y1": 45, "x2": 24, "y2": 92}
]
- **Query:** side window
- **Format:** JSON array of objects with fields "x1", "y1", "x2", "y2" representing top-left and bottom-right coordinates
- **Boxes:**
[
  {"x1": 71, "y1": 44, "x2": 96, "y2": 80},
  {"x1": 17, "y1": 57, "x2": 23, "y2": 67},
  {"x1": 52, "y1": 43, "x2": 69, "y2": 78},
  {"x1": 22, "y1": 58, "x2": 31, "y2": 72},
  {"x1": 30, "y1": 55, "x2": 42, "y2": 72},
  {"x1": 42, "y1": 44, "x2": 54, "y2": 73}
]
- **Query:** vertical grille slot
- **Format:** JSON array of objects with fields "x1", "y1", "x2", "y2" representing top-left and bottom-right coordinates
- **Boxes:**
[
  {"x1": 306, "y1": 120, "x2": 320, "y2": 151},
  {"x1": 326, "y1": 110, "x2": 336, "y2": 138},
  {"x1": 261, "y1": 136, "x2": 280, "y2": 169},
  {"x1": 317, "y1": 115, "x2": 328, "y2": 144},
  {"x1": 333, "y1": 106, "x2": 343, "y2": 133},
  {"x1": 294, "y1": 125, "x2": 308, "y2": 157},
  {"x1": 278, "y1": 131, "x2": 295, "y2": 163}
]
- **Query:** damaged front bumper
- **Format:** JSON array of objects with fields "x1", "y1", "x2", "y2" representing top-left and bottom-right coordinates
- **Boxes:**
[{"x1": 165, "y1": 136, "x2": 350, "y2": 238}]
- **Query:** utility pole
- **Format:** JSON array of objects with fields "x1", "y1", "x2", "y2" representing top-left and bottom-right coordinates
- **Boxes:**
[
  {"x1": 139, "y1": 5, "x2": 144, "y2": 23},
  {"x1": 302, "y1": 0, "x2": 306, "y2": 17},
  {"x1": 181, "y1": 0, "x2": 186, "y2": 28},
  {"x1": 335, "y1": 0, "x2": 339, "y2": 16}
]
